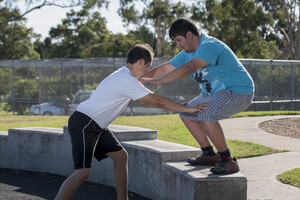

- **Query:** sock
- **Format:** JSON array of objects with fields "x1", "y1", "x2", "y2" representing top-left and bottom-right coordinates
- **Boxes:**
[
  {"x1": 201, "y1": 145, "x2": 215, "y2": 156},
  {"x1": 218, "y1": 149, "x2": 231, "y2": 160}
]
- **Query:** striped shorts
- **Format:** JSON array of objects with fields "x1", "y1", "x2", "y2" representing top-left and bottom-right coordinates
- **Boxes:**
[{"x1": 180, "y1": 90, "x2": 254, "y2": 121}]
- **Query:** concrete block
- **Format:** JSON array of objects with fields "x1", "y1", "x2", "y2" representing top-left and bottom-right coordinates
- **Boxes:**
[
  {"x1": 0, "y1": 126, "x2": 247, "y2": 200},
  {"x1": 120, "y1": 140, "x2": 202, "y2": 200},
  {"x1": 162, "y1": 161, "x2": 247, "y2": 200},
  {"x1": 5, "y1": 127, "x2": 74, "y2": 176},
  {"x1": 109, "y1": 124, "x2": 157, "y2": 140}
]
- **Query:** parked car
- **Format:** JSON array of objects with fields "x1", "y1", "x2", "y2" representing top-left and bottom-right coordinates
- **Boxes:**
[
  {"x1": 29, "y1": 102, "x2": 65, "y2": 116},
  {"x1": 68, "y1": 90, "x2": 94, "y2": 114}
]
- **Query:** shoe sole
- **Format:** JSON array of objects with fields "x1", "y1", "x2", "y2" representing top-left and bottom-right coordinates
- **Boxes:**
[
  {"x1": 210, "y1": 167, "x2": 240, "y2": 174},
  {"x1": 187, "y1": 161, "x2": 218, "y2": 166}
]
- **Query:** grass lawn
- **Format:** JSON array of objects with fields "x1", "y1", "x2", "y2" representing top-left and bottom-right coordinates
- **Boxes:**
[
  {"x1": 277, "y1": 168, "x2": 300, "y2": 189},
  {"x1": 0, "y1": 111, "x2": 295, "y2": 158}
]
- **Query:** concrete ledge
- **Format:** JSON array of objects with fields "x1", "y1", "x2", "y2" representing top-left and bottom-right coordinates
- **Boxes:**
[
  {"x1": 162, "y1": 162, "x2": 247, "y2": 200},
  {"x1": 122, "y1": 140, "x2": 201, "y2": 162},
  {"x1": 0, "y1": 126, "x2": 247, "y2": 200},
  {"x1": 0, "y1": 131, "x2": 8, "y2": 137},
  {"x1": 108, "y1": 124, "x2": 157, "y2": 140}
]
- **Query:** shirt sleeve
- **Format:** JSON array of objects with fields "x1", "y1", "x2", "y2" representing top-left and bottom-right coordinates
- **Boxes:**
[
  {"x1": 169, "y1": 50, "x2": 187, "y2": 68},
  {"x1": 121, "y1": 78, "x2": 153, "y2": 101},
  {"x1": 195, "y1": 42, "x2": 224, "y2": 65}
]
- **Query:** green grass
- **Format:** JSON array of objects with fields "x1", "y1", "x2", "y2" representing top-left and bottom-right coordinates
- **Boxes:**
[
  {"x1": 277, "y1": 168, "x2": 300, "y2": 188},
  {"x1": 0, "y1": 115, "x2": 69, "y2": 131},
  {"x1": 112, "y1": 114, "x2": 286, "y2": 158},
  {"x1": 0, "y1": 111, "x2": 294, "y2": 159}
]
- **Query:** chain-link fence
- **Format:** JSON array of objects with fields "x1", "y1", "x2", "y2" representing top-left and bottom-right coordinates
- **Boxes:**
[{"x1": 0, "y1": 58, "x2": 299, "y2": 115}]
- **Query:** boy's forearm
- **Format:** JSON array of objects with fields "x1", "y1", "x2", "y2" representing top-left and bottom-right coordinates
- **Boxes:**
[
  {"x1": 144, "y1": 62, "x2": 175, "y2": 78},
  {"x1": 137, "y1": 94, "x2": 189, "y2": 113}
]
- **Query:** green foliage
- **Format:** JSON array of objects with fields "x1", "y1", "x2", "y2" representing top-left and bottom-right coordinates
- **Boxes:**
[
  {"x1": 0, "y1": 7, "x2": 40, "y2": 59},
  {"x1": 38, "y1": 8, "x2": 139, "y2": 58},
  {"x1": 256, "y1": 0, "x2": 298, "y2": 58},
  {"x1": 277, "y1": 168, "x2": 300, "y2": 188},
  {"x1": 191, "y1": 0, "x2": 281, "y2": 59},
  {"x1": 118, "y1": 0, "x2": 189, "y2": 56},
  {"x1": 4, "y1": 66, "x2": 39, "y2": 114}
]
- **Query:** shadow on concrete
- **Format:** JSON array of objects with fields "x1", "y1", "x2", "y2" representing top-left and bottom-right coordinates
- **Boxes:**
[{"x1": 0, "y1": 168, "x2": 150, "y2": 200}]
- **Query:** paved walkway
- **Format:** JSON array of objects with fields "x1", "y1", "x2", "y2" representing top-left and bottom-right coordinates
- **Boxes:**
[
  {"x1": 220, "y1": 115, "x2": 300, "y2": 200},
  {"x1": 0, "y1": 115, "x2": 299, "y2": 200}
]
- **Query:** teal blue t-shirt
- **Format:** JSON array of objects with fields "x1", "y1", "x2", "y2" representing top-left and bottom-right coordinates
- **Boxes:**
[{"x1": 170, "y1": 34, "x2": 254, "y2": 96}]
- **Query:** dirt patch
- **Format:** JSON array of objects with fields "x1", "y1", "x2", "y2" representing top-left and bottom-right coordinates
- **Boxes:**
[{"x1": 258, "y1": 117, "x2": 300, "y2": 139}]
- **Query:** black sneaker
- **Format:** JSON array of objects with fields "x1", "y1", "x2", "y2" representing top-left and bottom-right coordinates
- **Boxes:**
[
  {"x1": 210, "y1": 157, "x2": 240, "y2": 174},
  {"x1": 187, "y1": 154, "x2": 221, "y2": 166}
]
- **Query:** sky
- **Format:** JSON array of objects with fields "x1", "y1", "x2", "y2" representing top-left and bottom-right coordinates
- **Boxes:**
[{"x1": 21, "y1": 0, "x2": 127, "y2": 39}]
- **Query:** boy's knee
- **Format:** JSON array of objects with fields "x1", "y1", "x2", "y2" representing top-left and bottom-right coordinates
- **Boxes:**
[
  {"x1": 74, "y1": 168, "x2": 91, "y2": 181},
  {"x1": 109, "y1": 149, "x2": 128, "y2": 165}
]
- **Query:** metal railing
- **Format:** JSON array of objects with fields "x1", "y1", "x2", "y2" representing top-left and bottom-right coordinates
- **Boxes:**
[{"x1": 0, "y1": 58, "x2": 299, "y2": 115}]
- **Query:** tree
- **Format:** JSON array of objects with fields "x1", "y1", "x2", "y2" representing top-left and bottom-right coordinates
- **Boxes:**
[
  {"x1": 118, "y1": 0, "x2": 189, "y2": 56},
  {"x1": 0, "y1": 7, "x2": 40, "y2": 59},
  {"x1": 39, "y1": 7, "x2": 139, "y2": 58},
  {"x1": 1, "y1": 0, "x2": 109, "y2": 22},
  {"x1": 191, "y1": 0, "x2": 281, "y2": 59},
  {"x1": 39, "y1": 9, "x2": 109, "y2": 58},
  {"x1": 256, "y1": 0, "x2": 300, "y2": 59}
]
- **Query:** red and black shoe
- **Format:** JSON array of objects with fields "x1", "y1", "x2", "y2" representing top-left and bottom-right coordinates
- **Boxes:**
[
  {"x1": 187, "y1": 153, "x2": 221, "y2": 166},
  {"x1": 210, "y1": 157, "x2": 240, "y2": 174}
]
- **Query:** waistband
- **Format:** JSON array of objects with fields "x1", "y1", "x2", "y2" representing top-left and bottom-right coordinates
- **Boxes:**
[{"x1": 72, "y1": 111, "x2": 103, "y2": 130}]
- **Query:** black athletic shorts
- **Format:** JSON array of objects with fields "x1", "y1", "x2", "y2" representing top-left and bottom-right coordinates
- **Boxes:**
[{"x1": 68, "y1": 111, "x2": 124, "y2": 169}]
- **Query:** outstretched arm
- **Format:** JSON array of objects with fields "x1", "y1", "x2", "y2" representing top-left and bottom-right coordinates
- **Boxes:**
[
  {"x1": 143, "y1": 58, "x2": 209, "y2": 85},
  {"x1": 144, "y1": 62, "x2": 176, "y2": 78},
  {"x1": 135, "y1": 93, "x2": 208, "y2": 113}
]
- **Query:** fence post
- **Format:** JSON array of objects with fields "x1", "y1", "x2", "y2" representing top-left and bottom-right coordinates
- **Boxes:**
[
  {"x1": 12, "y1": 60, "x2": 15, "y2": 115},
  {"x1": 60, "y1": 61, "x2": 63, "y2": 115},
  {"x1": 38, "y1": 66, "x2": 42, "y2": 115},
  {"x1": 83, "y1": 65, "x2": 86, "y2": 90},
  {"x1": 291, "y1": 62, "x2": 295, "y2": 110},
  {"x1": 270, "y1": 59, "x2": 273, "y2": 111}
]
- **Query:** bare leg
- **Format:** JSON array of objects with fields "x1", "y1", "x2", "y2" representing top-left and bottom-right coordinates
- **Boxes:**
[
  {"x1": 199, "y1": 121, "x2": 228, "y2": 152},
  {"x1": 181, "y1": 117, "x2": 228, "y2": 152},
  {"x1": 55, "y1": 168, "x2": 91, "y2": 200},
  {"x1": 181, "y1": 117, "x2": 211, "y2": 148},
  {"x1": 106, "y1": 149, "x2": 129, "y2": 200}
]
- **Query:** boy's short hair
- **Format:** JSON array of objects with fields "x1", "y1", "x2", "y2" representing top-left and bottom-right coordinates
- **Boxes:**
[
  {"x1": 169, "y1": 17, "x2": 200, "y2": 40},
  {"x1": 126, "y1": 44, "x2": 154, "y2": 65}
]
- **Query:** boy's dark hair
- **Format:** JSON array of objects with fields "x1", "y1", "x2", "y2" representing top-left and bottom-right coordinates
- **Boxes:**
[
  {"x1": 169, "y1": 17, "x2": 200, "y2": 40},
  {"x1": 126, "y1": 44, "x2": 154, "y2": 64}
]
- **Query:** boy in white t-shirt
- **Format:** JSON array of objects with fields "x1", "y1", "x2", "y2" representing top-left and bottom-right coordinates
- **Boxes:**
[{"x1": 55, "y1": 44, "x2": 208, "y2": 200}]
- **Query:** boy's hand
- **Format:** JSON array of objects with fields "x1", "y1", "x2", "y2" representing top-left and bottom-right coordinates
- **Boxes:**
[{"x1": 187, "y1": 103, "x2": 209, "y2": 113}]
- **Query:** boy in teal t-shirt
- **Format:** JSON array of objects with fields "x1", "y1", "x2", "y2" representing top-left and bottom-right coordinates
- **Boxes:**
[{"x1": 143, "y1": 18, "x2": 254, "y2": 174}]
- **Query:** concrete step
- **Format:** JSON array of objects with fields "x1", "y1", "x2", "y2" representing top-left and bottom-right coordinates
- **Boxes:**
[
  {"x1": 108, "y1": 124, "x2": 157, "y2": 140},
  {"x1": 1, "y1": 125, "x2": 247, "y2": 200},
  {"x1": 162, "y1": 161, "x2": 247, "y2": 200},
  {"x1": 0, "y1": 131, "x2": 8, "y2": 137},
  {"x1": 9, "y1": 127, "x2": 63, "y2": 135},
  {"x1": 122, "y1": 139, "x2": 201, "y2": 162}
]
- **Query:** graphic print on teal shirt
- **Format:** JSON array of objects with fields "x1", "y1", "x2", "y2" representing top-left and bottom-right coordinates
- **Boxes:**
[{"x1": 170, "y1": 34, "x2": 254, "y2": 97}]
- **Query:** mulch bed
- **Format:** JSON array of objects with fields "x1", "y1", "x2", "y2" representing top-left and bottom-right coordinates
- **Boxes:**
[{"x1": 258, "y1": 117, "x2": 300, "y2": 139}]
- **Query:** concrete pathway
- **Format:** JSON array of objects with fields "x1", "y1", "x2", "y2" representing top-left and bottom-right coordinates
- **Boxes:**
[{"x1": 220, "y1": 115, "x2": 300, "y2": 200}]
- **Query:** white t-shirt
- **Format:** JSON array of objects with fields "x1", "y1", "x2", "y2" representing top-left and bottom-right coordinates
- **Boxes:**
[{"x1": 77, "y1": 66, "x2": 152, "y2": 128}]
